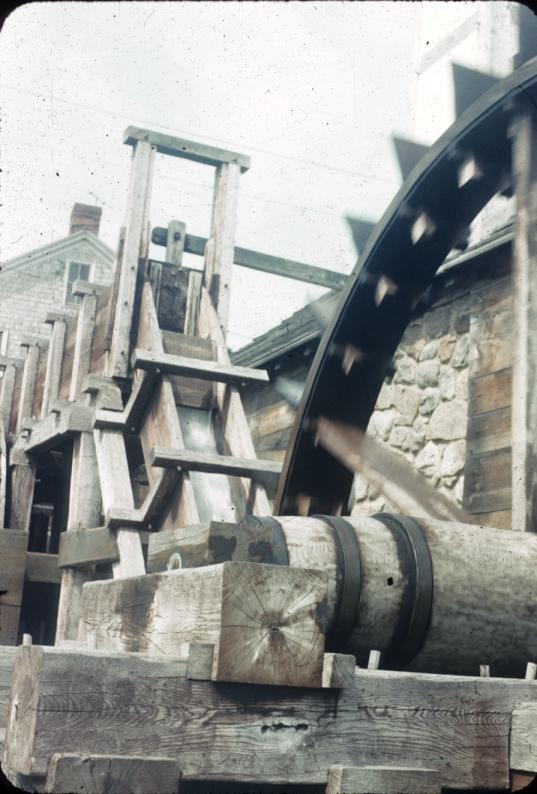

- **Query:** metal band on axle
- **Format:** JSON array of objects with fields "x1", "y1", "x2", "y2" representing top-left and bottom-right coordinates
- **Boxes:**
[
  {"x1": 372, "y1": 513, "x2": 433, "y2": 670},
  {"x1": 313, "y1": 515, "x2": 362, "y2": 650}
]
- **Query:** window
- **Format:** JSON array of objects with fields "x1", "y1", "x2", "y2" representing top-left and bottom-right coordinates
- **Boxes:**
[{"x1": 65, "y1": 261, "x2": 92, "y2": 304}]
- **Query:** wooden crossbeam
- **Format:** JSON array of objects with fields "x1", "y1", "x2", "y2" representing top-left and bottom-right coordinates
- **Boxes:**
[
  {"x1": 24, "y1": 405, "x2": 93, "y2": 454},
  {"x1": 25, "y1": 552, "x2": 62, "y2": 584},
  {"x1": 106, "y1": 468, "x2": 178, "y2": 530},
  {"x1": 152, "y1": 228, "x2": 348, "y2": 290},
  {"x1": 94, "y1": 370, "x2": 160, "y2": 432},
  {"x1": 151, "y1": 446, "x2": 282, "y2": 482},
  {"x1": 58, "y1": 526, "x2": 119, "y2": 568},
  {"x1": 124, "y1": 126, "x2": 251, "y2": 171},
  {"x1": 131, "y1": 348, "x2": 268, "y2": 385}
]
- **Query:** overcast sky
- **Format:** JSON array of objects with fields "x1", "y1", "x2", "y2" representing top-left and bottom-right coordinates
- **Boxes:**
[{"x1": 1, "y1": 1, "x2": 465, "y2": 349}]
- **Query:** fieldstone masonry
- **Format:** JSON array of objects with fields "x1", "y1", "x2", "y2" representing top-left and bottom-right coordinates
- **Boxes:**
[{"x1": 352, "y1": 297, "x2": 470, "y2": 515}]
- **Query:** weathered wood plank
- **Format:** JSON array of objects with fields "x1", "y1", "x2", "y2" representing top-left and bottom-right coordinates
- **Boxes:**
[
  {"x1": 132, "y1": 348, "x2": 268, "y2": 385},
  {"x1": 7, "y1": 458, "x2": 35, "y2": 531},
  {"x1": 68, "y1": 289, "x2": 98, "y2": 402},
  {"x1": 468, "y1": 367, "x2": 512, "y2": 415},
  {"x1": 511, "y1": 702, "x2": 537, "y2": 773},
  {"x1": 58, "y1": 527, "x2": 118, "y2": 568},
  {"x1": 463, "y1": 447, "x2": 511, "y2": 513},
  {"x1": 511, "y1": 107, "x2": 537, "y2": 531},
  {"x1": 80, "y1": 561, "x2": 328, "y2": 687},
  {"x1": 45, "y1": 753, "x2": 181, "y2": 794},
  {"x1": 203, "y1": 162, "x2": 240, "y2": 335},
  {"x1": 0, "y1": 529, "x2": 27, "y2": 644},
  {"x1": 151, "y1": 446, "x2": 282, "y2": 482},
  {"x1": 0, "y1": 646, "x2": 16, "y2": 751},
  {"x1": 124, "y1": 126, "x2": 251, "y2": 171},
  {"x1": 55, "y1": 431, "x2": 102, "y2": 642},
  {"x1": 0, "y1": 361, "x2": 17, "y2": 435},
  {"x1": 326, "y1": 765, "x2": 440, "y2": 794},
  {"x1": 16, "y1": 340, "x2": 42, "y2": 433},
  {"x1": 4, "y1": 645, "x2": 537, "y2": 789},
  {"x1": 146, "y1": 523, "x2": 210, "y2": 572},
  {"x1": 162, "y1": 330, "x2": 215, "y2": 410},
  {"x1": 41, "y1": 316, "x2": 67, "y2": 418},
  {"x1": 152, "y1": 228, "x2": 348, "y2": 290},
  {"x1": 26, "y1": 552, "x2": 62, "y2": 585},
  {"x1": 93, "y1": 428, "x2": 145, "y2": 579},
  {"x1": 108, "y1": 140, "x2": 155, "y2": 378}
]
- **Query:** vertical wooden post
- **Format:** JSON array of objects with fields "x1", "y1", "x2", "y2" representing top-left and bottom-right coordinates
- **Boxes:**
[
  {"x1": 108, "y1": 140, "x2": 155, "y2": 378},
  {"x1": 0, "y1": 359, "x2": 17, "y2": 434},
  {"x1": 68, "y1": 286, "x2": 99, "y2": 402},
  {"x1": 41, "y1": 314, "x2": 67, "y2": 417},
  {"x1": 184, "y1": 271, "x2": 203, "y2": 335},
  {"x1": 203, "y1": 162, "x2": 241, "y2": 337},
  {"x1": 17, "y1": 339, "x2": 42, "y2": 433},
  {"x1": 511, "y1": 105, "x2": 537, "y2": 532},
  {"x1": 55, "y1": 433, "x2": 102, "y2": 643},
  {"x1": 166, "y1": 220, "x2": 186, "y2": 267}
]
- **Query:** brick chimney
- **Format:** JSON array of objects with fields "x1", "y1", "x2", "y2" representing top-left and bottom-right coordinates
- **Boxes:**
[{"x1": 69, "y1": 203, "x2": 102, "y2": 236}]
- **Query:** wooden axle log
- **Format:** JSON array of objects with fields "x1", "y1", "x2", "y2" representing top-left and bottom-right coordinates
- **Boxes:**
[
  {"x1": 3, "y1": 645, "x2": 536, "y2": 790},
  {"x1": 202, "y1": 515, "x2": 537, "y2": 677}
]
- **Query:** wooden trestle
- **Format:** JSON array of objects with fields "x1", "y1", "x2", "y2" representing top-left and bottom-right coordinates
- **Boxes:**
[{"x1": 0, "y1": 122, "x2": 536, "y2": 793}]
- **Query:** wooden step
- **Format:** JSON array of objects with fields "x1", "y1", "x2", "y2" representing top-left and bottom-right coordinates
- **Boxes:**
[
  {"x1": 131, "y1": 348, "x2": 269, "y2": 385},
  {"x1": 150, "y1": 446, "x2": 282, "y2": 482}
]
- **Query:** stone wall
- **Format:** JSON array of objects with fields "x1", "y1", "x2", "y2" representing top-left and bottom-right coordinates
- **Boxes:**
[{"x1": 351, "y1": 294, "x2": 471, "y2": 516}]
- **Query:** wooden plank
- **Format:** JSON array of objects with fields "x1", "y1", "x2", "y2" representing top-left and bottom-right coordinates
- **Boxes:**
[
  {"x1": 162, "y1": 330, "x2": 215, "y2": 410},
  {"x1": 58, "y1": 527, "x2": 118, "y2": 568},
  {"x1": 68, "y1": 290, "x2": 97, "y2": 401},
  {"x1": 154, "y1": 262, "x2": 189, "y2": 333},
  {"x1": 135, "y1": 283, "x2": 199, "y2": 529},
  {"x1": 198, "y1": 287, "x2": 272, "y2": 516},
  {"x1": 468, "y1": 366, "x2": 512, "y2": 415},
  {"x1": 153, "y1": 228, "x2": 349, "y2": 290},
  {"x1": 184, "y1": 270, "x2": 203, "y2": 335},
  {"x1": 0, "y1": 361, "x2": 17, "y2": 435},
  {"x1": 151, "y1": 446, "x2": 282, "y2": 482},
  {"x1": 55, "y1": 431, "x2": 102, "y2": 642},
  {"x1": 0, "y1": 421, "x2": 6, "y2": 526},
  {"x1": 463, "y1": 447, "x2": 511, "y2": 513},
  {"x1": 93, "y1": 428, "x2": 145, "y2": 579},
  {"x1": 108, "y1": 140, "x2": 155, "y2": 378},
  {"x1": 24, "y1": 404, "x2": 93, "y2": 454},
  {"x1": 0, "y1": 528, "x2": 27, "y2": 644},
  {"x1": 25, "y1": 552, "x2": 62, "y2": 584},
  {"x1": 322, "y1": 653, "x2": 356, "y2": 689},
  {"x1": 41, "y1": 317, "x2": 67, "y2": 417},
  {"x1": 7, "y1": 459, "x2": 35, "y2": 531},
  {"x1": 146, "y1": 523, "x2": 210, "y2": 572},
  {"x1": 511, "y1": 702, "x2": 537, "y2": 773},
  {"x1": 4, "y1": 645, "x2": 537, "y2": 789},
  {"x1": 166, "y1": 219, "x2": 186, "y2": 267},
  {"x1": 45, "y1": 753, "x2": 181, "y2": 794},
  {"x1": 16, "y1": 340, "x2": 42, "y2": 433},
  {"x1": 0, "y1": 646, "x2": 16, "y2": 750},
  {"x1": 203, "y1": 162, "x2": 240, "y2": 335},
  {"x1": 326, "y1": 766, "x2": 440, "y2": 794},
  {"x1": 132, "y1": 348, "x2": 268, "y2": 385},
  {"x1": 80, "y1": 561, "x2": 328, "y2": 687},
  {"x1": 511, "y1": 107, "x2": 537, "y2": 531},
  {"x1": 466, "y1": 406, "x2": 511, "y2": 455},
  {"x1": 124, "y1": 126, "x2": 251, "y2": 171}
]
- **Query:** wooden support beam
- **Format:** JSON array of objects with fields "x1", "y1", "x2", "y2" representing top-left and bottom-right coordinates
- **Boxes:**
[
  {"x1": 93, "y1": 428, "x2": 145, "y2": 579},
  {"x1": 108, "y1": 139, "x2": 155, "y2": 378},
  {"x1": 80, "y1": 561, "x2": 328, "y2": 687},
  {"x1": 151, "y1": 446, "x2": 282, "y2": 482},
  {"x1": 198, "y1": 287, "x2": 272, "y2": 515},
  {"x1": 0, "y1": 359, "x2": 17, "y2": 435},
  {"x1": 7, "y1": 457, "x2": 35, "y2": 531},
  {"x1": 24, "y1": 404, "x2": 93, "y2": 454},
  {"x1": 4, "y1": 646, "x2": 537, "y2": 789},
  {"x1": 184, "y1": 270, "x2": 203, "y2": 335},
  {"x1": 55, "y1": 431, "x2": 102, "y2": 643},
  {"x1": 0, "y1": 528, "x2": 27, "y2": 644},
  {"x1": 132, "y1": 348, "x2": 268, "y2": 385},
  {"x1": 25, "y1": 552, "x2": 62, "y2": 584},
  {"x1": 58, "y1": 526, "x2": 118, "y2": 568},
  {"x1": 511, "y1": 105, "x2": 537, "y2": 531},
  {"x1": 0, "y1": 645, "x2": 16, "y2": 751},
  {"x1": 16, "y1": 339, "x2": 42, "y2": 433},
  {"x1": 152, "y1": 227, "x2": 348, "y2": 290},
  {"x1": 165, "y1": 219, "x2": 186, "y2": 267},
  {"x1": 68, "y1": 286, "x2": 98, "y2": 402},
  {"x1": 511, "y1": 702, "x2": 537, "y2": 773},
  {"x1": 45, "y1": 753, "x2": 181, "y2": 794},
  {"x1": 124, "y1": 126, "x2": 251, "y2": 171},
  {"x1": 41, "y1": 315, "x2": 67, "y2": 417},
  {"x1": 326, "y1": 766, "x2": 441, "y2": 794},
  {"x1": 203, "y1": 162, "x2": 241, "y2": 335},
  {"x1": 94, "y1": 370, "x2": 160, "y2": 432}
]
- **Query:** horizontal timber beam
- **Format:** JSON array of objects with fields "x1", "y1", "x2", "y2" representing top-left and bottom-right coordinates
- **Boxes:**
[
  {"x1": 151, "y1": 227, "x2": 348, "y2": 290},
  {"x1": 25, "y1": 552, "x2": 62, "y2": 584},
  {"x1": 4, "y1": 644, "x2": 536, "y2": 790},
  {"x1": 150, "y1": 446, "x2": 282, "y2": 482},
  {"x1": 124, "y1": 126, "x2": 251, "y2": 172},
  {"x1": 58, "y1": 527, "x2": 119, "y2": 568},
  {"x1": 24, "y1": 405, "x2": 94, "y2": 454},
  {"x1": 131, "y1": 348, "x2": 269, "y2": 385}
]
